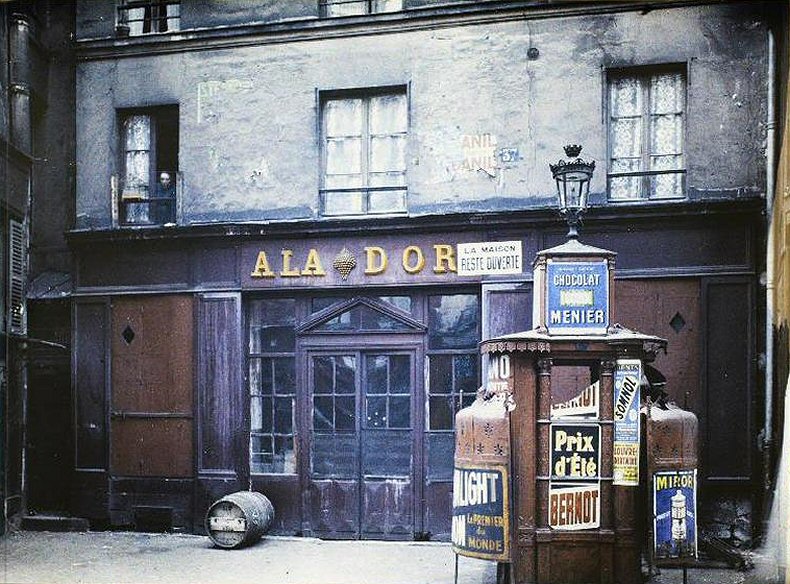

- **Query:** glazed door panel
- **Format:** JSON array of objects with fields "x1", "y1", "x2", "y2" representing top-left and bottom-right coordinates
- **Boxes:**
[{"x1": 308, "y1": 350, "x2": 415, "y2": 539}]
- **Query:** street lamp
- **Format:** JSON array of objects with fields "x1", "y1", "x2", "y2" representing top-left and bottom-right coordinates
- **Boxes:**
[{"x1": 549, "y1": 144, "x2": 595, "y2": 240}]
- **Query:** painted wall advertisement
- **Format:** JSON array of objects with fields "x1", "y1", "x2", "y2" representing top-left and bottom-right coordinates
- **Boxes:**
[
  {"x1": 545, "y1": 260, "x2": 609, "y2": 335},
  {"x1": 451, "y1": 462, "x2": 510, "y2": 561},
  {"x1": 549, "y1": 423, "x2": 601, "y2": 530},
  {"x1": 653, "y1": 469, "x2": 698, "y2": 560},
  {"x1": 613, "y1": 359, "x2": 642, "y2": 486}
]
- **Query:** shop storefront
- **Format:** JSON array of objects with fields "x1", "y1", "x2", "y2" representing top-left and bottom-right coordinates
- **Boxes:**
[{"x1": 69, "y1": 206, "x2": 761, "y2": 539}]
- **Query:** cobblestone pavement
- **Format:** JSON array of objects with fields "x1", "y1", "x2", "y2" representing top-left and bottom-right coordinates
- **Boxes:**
[{"x1": 0, "y1": 530, "x2": 764, "y2": 584}]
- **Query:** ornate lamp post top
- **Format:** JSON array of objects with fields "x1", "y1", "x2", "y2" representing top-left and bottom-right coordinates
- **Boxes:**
[{"x1": 549, "y1": 145, "x2": 595, "y2": 240}]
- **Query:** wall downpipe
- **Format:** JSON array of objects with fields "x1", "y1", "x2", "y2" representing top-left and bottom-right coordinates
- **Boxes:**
[{"x1": 764, "y1": 26, "x2": 776, "y2": 496}]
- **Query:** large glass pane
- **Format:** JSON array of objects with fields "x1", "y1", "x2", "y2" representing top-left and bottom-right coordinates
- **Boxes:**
[
  {"x1": 609, "y1": 176, "x2": 640, "y2": 200},
  {"x1": 366, "y1": 396, "x2": 387, "y2": 428},
  {"x1": 389, "y1": 396, "x2": 410, "y2": 428},
  {"x1": 426, "y1": 432, "x2": 454, "y2": 480},
  {"x1": 274, "y1": 436, "x2": 296, "y2": 474},
  {"x1": 336, "y1": 356, "x2": 356, "y2": 392},
  {"x1": 454, "y1": 354, "x2": 478, "y2": 396},
  {"x1": 327, "y1": 0, "x2": 367, "y2": 17},
  {"x1": 429, "y1": 395, "x2": 453, "y2": 430},
  {"x1": 313, "y1": 396, "x2": 334, "y2": 431},
  {"x1": 370, "y1": 94, "x2": 407, "y2": 134},
  {"x1": 359, "y1": 305, "x2": 410, "y2": 330},
  {"x1": 274, "y1": 396, "x2": 293, "y2": 433},
  {"x1": 250, "y1": 396, "x2": 264, "y2": 432},
  {"x1": 336, "y1": 396, "x2": 356, "y2": 430},
  {"x1": 390, "y1": 355, "x2": 410, "y2": 394},
  {"x1": 650, "y1": 73, "x2": 684, "y2": 115},
  {"x1": 366, "y1": 355, "x2": 388, "y2": 395},
  {"x1": 372, "y1": 0, "x2": 403, "y2": 14},
  {"x1": 370, "y1": 136, "x2": 406, "y2": 173},
  {"x1": 248, "y1": 299, "x2": 295, "y2": 353},
  {"x1": 125, "y1": 115, "x2": 151, "y2": 150},
  {"x1": 314, "y1": 357, "x2": 334, "y2": 394},
  {"x1": 428, "y1": 294, "x2": 479, "y2": 349},
  {"x1": 273, "y1": 357, "x2": 295, "y2": 394},
  {"x1": 611, "y1": 118, "x2": 642, "y2": 159},
  {"x1": 325, "y1": 98, "x2": 363, "y2": 136},
  {"x1": 377, "y1": 296, "x2": 411, "y2": 313},
  {"x1": 326, "y1": 138, "x2": 362, "y2": 174},
  {"x1": 249, "y1": 359, "x2": 272, "y2": 395},
  {"x1": 257, "y1": 396, "x2": 273, "y2": 432},
  {"x1": 323, "y1": 190, "x2": 364, "y2": 216},
  {"x1": 250, "y1": 434, "x2": 273, "y2": 473},
  {"x1": 429, "y1": 355, "x2": 453, "y2": 394},
  {"x1": 650, "y1": 114, "x2": 682, "y2": 156},
  {"x1": 610, "y1": 77, "x2": 641, "y2": 118},
  {"x1": 650, "y1": 171, "x2": 684, "y2": 199},
  {"x1": 317, "y1": 307, "x2": 356, "y2": 331}
]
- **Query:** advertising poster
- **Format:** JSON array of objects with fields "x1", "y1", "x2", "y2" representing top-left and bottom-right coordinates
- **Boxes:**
[
  {"x1": 545, "y1": 260, "x2": 609, "y2": 335},
  {"x1": 451, "y1": 462, "x2": 510, "y2": 561},
  {"x1": 613, "y1": 359, "x2": 642, "y2": 486},
  {"x1": 551, "y1": 380, "x2": 600, "y2": 420},
  {"x1": 548, "y1": 482, "x2": 601, "y2": 530},
  {"x1": 653, "y1": 469, "x2": 698, "y2": 560},
  {"x1": 550, "y1": 423, "x2": 600, "y2": 480}
]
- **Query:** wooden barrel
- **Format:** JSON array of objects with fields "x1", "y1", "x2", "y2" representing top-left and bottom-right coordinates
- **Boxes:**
[{"x1": 205, "y1": 491, "x2": 275, "y2": 549}]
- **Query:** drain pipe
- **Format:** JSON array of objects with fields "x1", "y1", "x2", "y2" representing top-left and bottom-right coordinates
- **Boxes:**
[{"x1": 764, "y1": 26, "x2": 777, "y2": 495}]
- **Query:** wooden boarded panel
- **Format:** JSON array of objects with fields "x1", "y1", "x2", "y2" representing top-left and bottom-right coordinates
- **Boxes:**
[
  {"x1": 110, "y1": 418, "x2": 192, "y2": 477},
  {"x1": 197, "y1": 293, "x2": 243, "y2": 474},
  {"x1": 309, "y1": 480, "x2": 359, "y2": 537},
  {"x1": 613, "y1": 279, "x2": 701, "y2": 412},
  {"x1": 74, "y1": 300, "x2": 108, "y2": 470},
  {"x1": 111, "y1": 296, "x2": 193, "y2": 413},
  {"x1": 482, "y1": 283, "x2": 533, "y2": 339},
  {"x1": 362, "y1": 479, "x2": 413, "y2": 539},
  {"x1": 110, "y1": 295, "x2": 194, "y2": 478}
]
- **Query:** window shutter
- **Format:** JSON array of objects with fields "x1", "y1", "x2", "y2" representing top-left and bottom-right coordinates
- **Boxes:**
[{"x1": 9, "y1": 219, "x2": 27, "y2": 335}]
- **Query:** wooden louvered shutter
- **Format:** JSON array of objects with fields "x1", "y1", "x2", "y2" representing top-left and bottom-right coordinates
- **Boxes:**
[{"x1": 9, "y1": 219, "x2": 27, "y2": 335}]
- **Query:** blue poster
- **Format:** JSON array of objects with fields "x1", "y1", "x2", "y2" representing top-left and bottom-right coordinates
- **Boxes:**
[
  {"x1": 653, "y1": 469, "x2": 698, "y2": 560},
  {"x1": 546, "y1": 261, "x2": 609, "y2": 335},
  {"x1": 451, "y1": 463, "x2": 510, "y2": 561},
  {"x1": 613, "y1": 359, "x2": 641, "y2": 486}
]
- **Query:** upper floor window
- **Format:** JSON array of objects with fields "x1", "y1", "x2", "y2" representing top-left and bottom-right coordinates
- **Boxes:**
[
  {"x1": 607, "y1": 68, "x2": 686, "y2": 201},
  {"x1": 320, "y1": 0, "x2": 403, "y2": 17},
  {"x1": 321, "y1": 88, "x2": 408, "y2": 216},
  {"x1": 117, "y1": 105, "x2": 179, "y2": 226},
  {"x1": 118, "y1": 0, "x2": 180, "y2": 36}
]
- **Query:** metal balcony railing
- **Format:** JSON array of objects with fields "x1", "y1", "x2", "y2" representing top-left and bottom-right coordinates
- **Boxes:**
[{"x1": 112, "y1": 171, "x2": 181, "y2": 227}]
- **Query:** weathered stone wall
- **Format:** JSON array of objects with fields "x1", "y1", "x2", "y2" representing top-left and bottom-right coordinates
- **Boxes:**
[{"x1": 74, "y1": 2, "x2": 771, "y2": 229}]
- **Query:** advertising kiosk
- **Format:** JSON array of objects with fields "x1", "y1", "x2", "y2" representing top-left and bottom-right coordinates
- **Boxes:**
[{"x1": 476, "y1": 238, "x2": 667, "y2": 583}]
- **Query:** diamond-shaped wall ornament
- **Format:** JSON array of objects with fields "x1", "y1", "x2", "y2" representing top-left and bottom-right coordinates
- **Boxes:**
[
  {"x1": 669, "y1": 312, "x2": 686, "y2": 334},
  {"x1": 122, "y1": 324, "x2": 136, "y2": 344},
  {"x1": 332, "y1": 247, "x2": 357, "y2": 280}
]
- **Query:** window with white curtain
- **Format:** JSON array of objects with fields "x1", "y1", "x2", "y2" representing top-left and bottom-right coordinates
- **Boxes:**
[
  {"x1": 321, "y1": 89, "x2": 408, "y2": 216},
  {"x1": 607, "y1": 69, "x2": 686, "y2": 201},
  {"x1": 320, "y1": 0, "x2": 403, "y2": 17}
]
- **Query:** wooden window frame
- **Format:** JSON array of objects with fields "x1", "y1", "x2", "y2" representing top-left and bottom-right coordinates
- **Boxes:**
[{"x1": 606, "y1": 65, "x2": 688, "y2": 202}]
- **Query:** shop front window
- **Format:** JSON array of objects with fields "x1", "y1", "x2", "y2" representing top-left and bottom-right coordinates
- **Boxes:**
[
  {"x1": 425, "y1": 293, "x2": 480, "y2": 480},
  {"x1": 248, "y1": 298, "x2": 297, "y2": 474}
]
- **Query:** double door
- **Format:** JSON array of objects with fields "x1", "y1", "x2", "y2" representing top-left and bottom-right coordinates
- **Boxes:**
[{"x1": 306, "y1": 346, "x2": 420, "y2": 539}]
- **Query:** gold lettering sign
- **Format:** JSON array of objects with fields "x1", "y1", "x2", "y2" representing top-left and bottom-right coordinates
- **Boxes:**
[{"x1": 249, "y1": 244, "x2": 462, "y2": 280}]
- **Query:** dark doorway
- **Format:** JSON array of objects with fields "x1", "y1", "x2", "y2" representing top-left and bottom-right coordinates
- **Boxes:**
[{"x1": 26, "y1": 301, "x2": 72, "y2": 514}]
